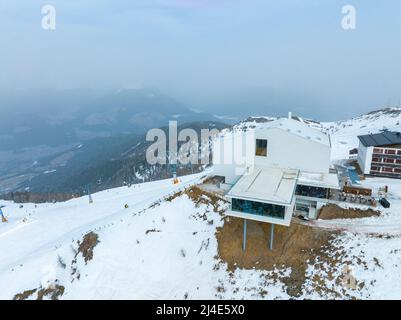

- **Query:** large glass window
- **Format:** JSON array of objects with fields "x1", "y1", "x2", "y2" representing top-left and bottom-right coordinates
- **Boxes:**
[
  {"x1": 295, "y1": 184, "x2": 329, "y2": 199},
  {"x1": 255, "y1": 139, "x2": 267, "y2": 156},
  {"x1": 231, "y1": 198, "x2": 285, "y2": 219}
]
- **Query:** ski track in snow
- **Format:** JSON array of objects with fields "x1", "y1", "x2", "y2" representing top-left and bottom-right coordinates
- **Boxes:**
[{"x1": 0, "y1": 220, "x2": 38, "y2": 240}]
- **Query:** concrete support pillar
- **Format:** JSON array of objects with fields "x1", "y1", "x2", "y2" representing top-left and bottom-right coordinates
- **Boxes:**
[
  {"x1": 243, "y1": 219, "x2": 247, "y2": 251},
  {"x1": 269, "y1": 224, "x2": 275, "y2": 251}
]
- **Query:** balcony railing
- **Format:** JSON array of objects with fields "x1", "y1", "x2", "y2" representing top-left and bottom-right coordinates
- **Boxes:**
[
  {"x1": 371, "y1": 160, "x2": 401, "y2": 167},
  {"x1": 369, "y1": 170, "x2": 401, "y2": 179},
  {"x1": 373, "y1": 148, "x2": 401, "y2": 157}
]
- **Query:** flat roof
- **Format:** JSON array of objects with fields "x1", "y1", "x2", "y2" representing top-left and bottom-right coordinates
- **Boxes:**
[
  {"x1": 227, "y1": 166, "x2": 299, "y2": 206},
  {"x1": 358, "y1": 131, "x2": 401, "y2": 147},
  {"x1": 297, "y1": 171, "x2": 340, "y2": 189}
]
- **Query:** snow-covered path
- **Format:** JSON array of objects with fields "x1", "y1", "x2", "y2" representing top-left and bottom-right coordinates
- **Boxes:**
[{"x1": 306, "y1": 219, "x2": 401, "y2": 235}]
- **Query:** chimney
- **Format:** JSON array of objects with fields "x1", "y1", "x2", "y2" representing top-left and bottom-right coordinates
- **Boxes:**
[{"x1": 288, "y1": 111, "x2": 292, "y2": 120}]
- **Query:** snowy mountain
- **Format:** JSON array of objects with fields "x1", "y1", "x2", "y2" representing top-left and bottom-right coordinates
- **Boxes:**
[
  {"x1": 0, "y1": 88, "x2": 222, "y2": 194},
  {"x1": 2, "y1": 168, "x2": 401, "y2": 299},
  {"x1": 229, "y1": 107, "x2": 401, "y2": 161},
  {"x1": 0, "y1": 121, "x2": 228, "y2": 195},
  {"x1": 322, "y1": 108, "x2": 401, "y2": 161},
  {"x1": 0, "y1": 88, "x2": 218, "y2": 150}
]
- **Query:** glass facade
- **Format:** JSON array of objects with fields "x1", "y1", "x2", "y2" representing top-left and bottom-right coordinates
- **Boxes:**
[
  {"x1": 231, "y1": 198, "x2": 285, "y2": 219},
  {"x1": 295, "y1": 184, "x2": 329, "y2": 199}
]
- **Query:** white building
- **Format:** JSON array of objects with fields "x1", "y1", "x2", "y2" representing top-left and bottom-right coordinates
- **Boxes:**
[
  {"x1": 357, "y1": 131, "x2": 401, "y2": 179},
  {"x1": 213, "y1": 115, "x2": 340, "y2": 234}
]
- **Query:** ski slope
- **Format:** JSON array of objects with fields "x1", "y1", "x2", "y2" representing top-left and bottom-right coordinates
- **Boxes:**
[
  {"x1": 322, "y1": 108, "x2": 401, "y2": 161},
  {"x1": 0, "y1": 171, "x2": 291, "y2": 300},
  {"x1": 0, "y1": 173, "x2": 215, "y2": 298}
]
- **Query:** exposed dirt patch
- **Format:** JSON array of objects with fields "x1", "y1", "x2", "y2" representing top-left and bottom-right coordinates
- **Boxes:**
[
  {"x1": 216, "y1": 217, "x2": 340, "y2": 297},
  {"x1": 13, "y1": 285, "x2": 65, "y2": 300},
  {"x1": 166, "y1": 185, "x2": 228, "y2": 214},
  {"x1": 13, "y1": 288, "x2": 37, "y2": 300},
  {"x1": 319, "y1": 204, "x2": 380, "y2": 220},
  {"x1": 37, "y1": 285, "x2": 65, "y2": 300},
  {"x1": 202, "y1": 175, "x2": 225, "y2": 185},
  {"x1": 76, "y1": 231, "x2": 100, "y2": 264}
]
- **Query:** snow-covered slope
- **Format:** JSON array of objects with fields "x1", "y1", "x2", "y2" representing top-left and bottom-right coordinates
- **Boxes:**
[
  {"x1": 0, "y1": 172, "x2": 292, "y2": 299},
  {"x1": 322, "y1": 108, "x2": 401, "y2": 161},
  {"x1": 226, "y1": 108, "x2": 401, "y2": 162},
  {"x1": 0, "y1": 173, "x2": 210, "y2": 299}
]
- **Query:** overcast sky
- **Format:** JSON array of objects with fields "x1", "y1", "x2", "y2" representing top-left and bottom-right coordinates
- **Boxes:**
[{"x1": 0, "y1": 0, "x2": 400, "y2": 120}]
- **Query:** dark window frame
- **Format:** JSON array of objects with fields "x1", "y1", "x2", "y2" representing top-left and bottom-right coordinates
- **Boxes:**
[
  {"x1": 295, "y1": 184, "x2": 329, "y2": 199},
  {"x1": 255, "y1": 139, "x2": 268, "y2": 157}
]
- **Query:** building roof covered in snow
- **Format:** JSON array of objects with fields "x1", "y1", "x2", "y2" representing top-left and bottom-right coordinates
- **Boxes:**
[
  {"x1": 297, "y1": 171, "x2": 340, "y2": 189},
  {"x1": 358, "y1": 131, "x2": 401, "y2": 147},
  {"x1": 227, "y1": 166, "x2": 299, "y2": 206},
  {"x1": 256, "y1": 118, "x2": 331, "y2": 147}
]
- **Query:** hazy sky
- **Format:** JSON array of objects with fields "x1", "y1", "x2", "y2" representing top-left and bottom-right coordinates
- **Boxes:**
[{"x1": 1, "y1": 0, "x2": 401, "y2": 120}]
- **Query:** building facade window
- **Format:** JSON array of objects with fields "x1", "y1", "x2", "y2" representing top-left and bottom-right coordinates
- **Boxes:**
[
  {"x1": 231, "y1": 198, "x2": 285, "y2": 219},
  {"x1": 255, "y1": 139, "x2": 267, "y2": 156},
  {"x1": 295, "y1": 185, "x2": 329, "y2": 199}
]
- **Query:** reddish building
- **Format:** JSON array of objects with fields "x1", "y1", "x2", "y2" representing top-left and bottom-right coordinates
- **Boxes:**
[{"x1": 357, "y1": 131, "x2": 401, "y2": 179}]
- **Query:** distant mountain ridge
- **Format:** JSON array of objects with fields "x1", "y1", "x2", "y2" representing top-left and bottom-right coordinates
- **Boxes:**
[
  {"x1": 219, "y1": 107, "x2": 401, "y2": 161},
  {"x1": 0, "y1": 121, "x2": 229, "y2": 195},
  {"x1": 0, "y1": 88, "x2": 218, "y2": 150},
  {"x1": 0, "y1": 88, "x2": 221, "y2": 193}
]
